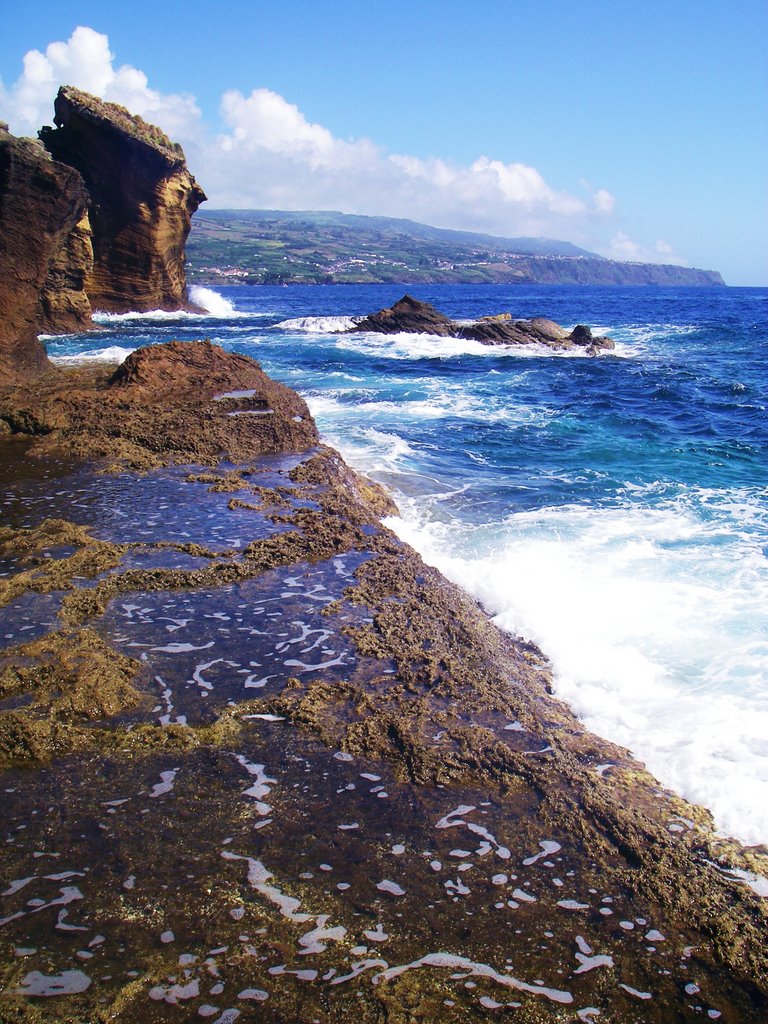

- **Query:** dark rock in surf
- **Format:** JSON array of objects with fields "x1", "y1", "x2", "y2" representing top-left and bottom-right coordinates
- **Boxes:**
[{"x1": 351, "y1": 294, "x2": 615, "y2": 352}]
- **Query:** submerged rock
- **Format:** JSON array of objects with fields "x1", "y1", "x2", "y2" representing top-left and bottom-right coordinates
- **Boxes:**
[
  {"x1": 352, "y1": 294, "x2": 615, "y2": 353},
  {"x1": 39, "y1": 86, "x2": 206, "y2": 315}
]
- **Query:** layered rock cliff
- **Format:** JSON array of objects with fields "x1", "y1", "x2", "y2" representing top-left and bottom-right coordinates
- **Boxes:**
[
  {"x1": 39, "y1": 86, "x2": 206, "y2": 314},
  {"x1": 0, "y1": 125, "x2": 90, "y2": 384}
]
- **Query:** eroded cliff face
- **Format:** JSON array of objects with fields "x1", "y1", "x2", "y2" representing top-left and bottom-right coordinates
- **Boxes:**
[
  {"x1": 37, "y1": 210, "x2": 94, "y2": 335},
  {"x1": 40, "y1": 86, "x2": 206, "y2": 313},
  {"x1": 0, "y1": 126, "x2": 91, "y2": 385}
]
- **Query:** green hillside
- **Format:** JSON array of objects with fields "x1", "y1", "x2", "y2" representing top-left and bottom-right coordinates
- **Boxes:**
[{"x1": 186, "y1": 209, "x2": 725, "y2": 287}]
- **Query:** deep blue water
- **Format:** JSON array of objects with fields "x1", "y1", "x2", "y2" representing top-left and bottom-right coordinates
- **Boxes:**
[{"x1": 45, "y1": 283, "x2": 768, "y2": 846}]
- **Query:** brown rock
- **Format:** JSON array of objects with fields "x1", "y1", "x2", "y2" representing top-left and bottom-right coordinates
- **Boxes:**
[
  {"x1": 0, "y1": 128, "x2": 90, "y2": 384},
  {"x1": 351, "y1": 294, "x2": 615, "y2": 352},
  {"x1": 353, "y1": 294, "x2": 455, "y2": 335},
  {"x1": 0, "y1": 340, "x2": 319, "y2": 468},
  {"x1": 40, "y1": 86, "x2": 206, "y2": 313},
  {"x1": 37, "y1": 209, "x2": 94, "y2": 335}
]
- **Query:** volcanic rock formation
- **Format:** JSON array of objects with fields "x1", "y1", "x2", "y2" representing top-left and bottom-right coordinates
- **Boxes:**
[
  {"x1": 352, "y1": 294, "x2": 615, "y2": 353},
  {"x1": 0, "y1": 125, "x2": 90, "y2": 385},
  {"x1": 39, "y1": 86, "x2": 206, "y2": 314}
]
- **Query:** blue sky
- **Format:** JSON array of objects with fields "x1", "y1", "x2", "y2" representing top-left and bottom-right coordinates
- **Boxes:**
[{"x1": 1, "y1": 1, "x2": 766, "y2": 285}]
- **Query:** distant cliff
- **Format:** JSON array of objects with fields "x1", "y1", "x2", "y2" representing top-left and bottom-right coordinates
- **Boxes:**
[
  {"x1": 187, "y1": 209, "x2": 725, "y2": 287},
  {"x1": 0, "y1": 90, "x2": 205, "y2": 384}
]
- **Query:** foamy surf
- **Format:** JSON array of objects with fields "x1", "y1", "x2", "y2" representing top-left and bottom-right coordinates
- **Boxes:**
[
  {"x1": 90, "y1": 286, "x2": 261, "y2": 323},
  {"x1": 335, "y1": 331, "x2": 621, "y2": 361},
  {"x1": 50, "y1": 345, "x2": 135, "y2": 365},
  {"x1": 275, "y1": 315, "x2": 362, "y2": 333},
  {"x1": 384, "y1": 487, "x2": 768, "y2": 848}
]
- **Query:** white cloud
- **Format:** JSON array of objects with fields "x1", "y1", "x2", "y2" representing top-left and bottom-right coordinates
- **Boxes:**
[
  {"x1": 603, "y1": 231, "x2": 686, "y2": 266},
  {"x1": 0, "y1": 26, "x2": 683, "y2": 264},
  {"x1": 593, "y1": 188, "x2": 616, "y2": 214},
  {"x1": 0, "y1": 26, "x2": 201, "y2": 140}
]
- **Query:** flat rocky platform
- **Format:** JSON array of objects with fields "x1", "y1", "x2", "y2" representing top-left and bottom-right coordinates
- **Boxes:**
[{"x1": 0, "y1": 343, "x2": 766, "y2": 1023}]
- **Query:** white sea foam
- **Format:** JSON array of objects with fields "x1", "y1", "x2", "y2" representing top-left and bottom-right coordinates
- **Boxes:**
[
  {"x1": 386, "y1": 486, "x2": 768, "y2": 847},
  {"x1": 275, "y1": 315, "x2": 361, "y2": 333},
  {"x1": 90, "y1": 287, "x2": 256, "y2": 323},
  {"x1": 334, "y1": 331, "x2": 622, "y2": 362},
  {"x1": 50, "y1": 345, "x2": 135, "y2": 366},
  {"x1": 189, "y1": 286, "x2": 236, "y2": 316}
]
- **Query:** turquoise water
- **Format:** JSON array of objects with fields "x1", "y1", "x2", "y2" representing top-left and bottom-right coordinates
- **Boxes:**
[{"x1": 45, "y1": 283, "x2": 768, "y2": 846}]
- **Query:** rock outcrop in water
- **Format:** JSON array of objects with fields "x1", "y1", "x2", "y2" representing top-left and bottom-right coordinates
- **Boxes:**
[
  {"x1": 0, "y1": 125, "x2": 90, "y2": 384},
  {"x1": 39, "y1": 86, "x2": 206, "y2": 315},
  {"x1": 352, "y1": 294, "x2": 615, "y2": 353}
]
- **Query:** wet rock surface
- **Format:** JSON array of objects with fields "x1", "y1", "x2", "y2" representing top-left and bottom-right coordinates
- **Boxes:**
[
  {"x1": 352, "y1": 295, "x2": 616, "y2": 354},
  {"x1": 0, "y1": 341, "x2": 318, "y2": 470},
  {"x1": 0, "y1": 403, "x2": 766, "y2": 1021}
]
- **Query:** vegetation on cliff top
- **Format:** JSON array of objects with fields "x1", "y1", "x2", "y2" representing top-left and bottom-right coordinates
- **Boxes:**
[{"x1": 186, "y1": 209, "x2": 725, "y2": 287}]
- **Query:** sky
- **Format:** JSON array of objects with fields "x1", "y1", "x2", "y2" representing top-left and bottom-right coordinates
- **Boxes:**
[{"x1": 1, "y1": 1, "x2": 766, "y2": 285}]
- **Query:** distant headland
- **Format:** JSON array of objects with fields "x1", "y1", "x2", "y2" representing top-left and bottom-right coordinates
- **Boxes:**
[{"x1": 187, "y1": 208, "x2": 726, "y2": 288}]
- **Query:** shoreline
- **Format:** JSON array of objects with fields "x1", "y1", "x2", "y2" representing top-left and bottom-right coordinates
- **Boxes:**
[{"x1": 1, "y1": 344, "x2": 767, "y2": 1020}]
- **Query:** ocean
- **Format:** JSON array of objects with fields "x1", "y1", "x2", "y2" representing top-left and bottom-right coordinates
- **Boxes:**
[{"x1": 44, "y1": 282, "x2": 768, "y2": 849}]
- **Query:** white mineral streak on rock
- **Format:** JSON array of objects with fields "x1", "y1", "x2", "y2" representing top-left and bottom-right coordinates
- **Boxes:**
[
  {"x1": 1, "y1": 885, "x2": 85, "y2": 927},
  {"x1": 557, "y1": 899, "x2": 591, "y2": 910},
  {"x1": 364, "y1": 924, "x2": 389, "y2": 942},
  {"x1": 436, "y1": 805, "x2": 510, "y2": 859},
  {"x1": 576, "y1": 1008, "x2": 602, "y2": 1022},
  {"x1": 151, "y1": 641, "x2": 215, "y2": 653},
  {"x1": 523, "y1": 840, "x2": 562, "y2": 866},
  {"x1": 12, "y1": 969, "x2": 91, "y2": 996},
  {"x1": 149, "y1": 769, "x2": 179, "y2": 798},
  {"x1": 436, "y1": 805, "x2": 477, "y2": 829},
  {"x1": 331, "y1": 959, "x2": 389, "y2": 984},
  {"x1": 298, "y1": 915, "x2": 348, "y2": 955},
  {"x1": 512, "y1": 888, "x2": 537, "y2": 903},
  {"x1": 192, "y1": 658, "x2": 223, "y2": 690},
  {"x1": 222, "y1": 852, "x2": 311, "y2": 923},
  {"x1": 1, "y1": 876, "x2": 35, "y2": 897},
  {"x1": 148, "y1": 979, "x2": 200, "y2": 1002},
  {"x1": 231, "y1": 754, "x2": 275, "y2": 815},
  {"x1": 619, "y1": 983, "x2": 653, "y2": 1000},
  {"x1": 573, "y1": 935, "x2": 614, "y2": 974},
  {"x1": 284, "y1": 653, "x2": 347, "y2": 672},
  {"x1": 373, "y1": 953, "x2": 573, "y2": 1004},
  {"x1": 238, "y1": 988, "x2": 268, "y2": 1000},
  {"x1": 376, "y1": 880, "x2": 405, "y2": 896}
]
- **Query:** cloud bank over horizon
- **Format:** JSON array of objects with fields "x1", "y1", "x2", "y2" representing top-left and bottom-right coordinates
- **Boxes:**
[{"x1": 1, "y1": 26, "x2": 685, "y2": 266}]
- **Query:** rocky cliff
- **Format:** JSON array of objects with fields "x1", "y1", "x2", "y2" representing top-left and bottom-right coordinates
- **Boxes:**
[
  {"x1": 0, "y1": 126, "x2": 90, "y2": 384},
  {"x1": 39, "y1": 86, "x2": 206, "y2": 314}
]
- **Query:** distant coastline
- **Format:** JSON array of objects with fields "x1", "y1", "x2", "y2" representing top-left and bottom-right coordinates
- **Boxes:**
[{"x1": 186, "y1": 209, "x2": 726, "y2": 288}]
